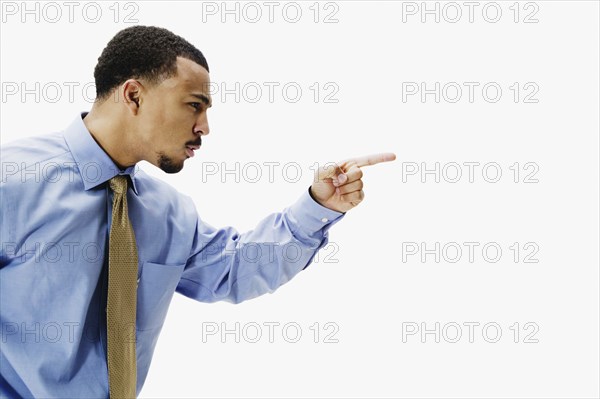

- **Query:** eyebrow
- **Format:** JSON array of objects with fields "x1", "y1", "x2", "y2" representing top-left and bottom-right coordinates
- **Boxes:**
[{"x1": 191, "y1": 93, "x2": 213, "y2": 108}]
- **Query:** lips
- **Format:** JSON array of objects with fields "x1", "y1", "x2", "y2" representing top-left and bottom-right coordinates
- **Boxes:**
[{"x1": 185, "y1": 142, "x2": 201, "y2": 158}]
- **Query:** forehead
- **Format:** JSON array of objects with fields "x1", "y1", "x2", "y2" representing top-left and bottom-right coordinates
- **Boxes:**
[{"x1": 161, "y1": 56, "x2": 211, "y2": 95}]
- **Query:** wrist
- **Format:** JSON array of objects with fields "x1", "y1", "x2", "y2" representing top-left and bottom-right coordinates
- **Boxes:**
[{"x1": 309, "y1": 186, "x2": 325, "y2": 207}]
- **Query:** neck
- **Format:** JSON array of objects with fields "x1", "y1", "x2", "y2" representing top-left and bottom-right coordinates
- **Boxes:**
[{"x1": 83, "y1": 103, "x2": 140, "y2": 170}]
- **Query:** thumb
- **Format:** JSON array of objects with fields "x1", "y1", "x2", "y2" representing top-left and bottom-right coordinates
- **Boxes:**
[{"x1": 317, "y1": 161, "x2": 347, "y2": 183}]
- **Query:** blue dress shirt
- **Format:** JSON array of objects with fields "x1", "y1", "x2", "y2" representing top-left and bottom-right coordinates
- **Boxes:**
[{"x1": 0, "y1": 112, "x2": 344, "y2": 398}]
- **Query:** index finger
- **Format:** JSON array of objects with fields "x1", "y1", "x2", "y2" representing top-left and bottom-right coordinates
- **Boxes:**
[{"x1": 343, "y1": 152, "x2": 397, "y2": 168}]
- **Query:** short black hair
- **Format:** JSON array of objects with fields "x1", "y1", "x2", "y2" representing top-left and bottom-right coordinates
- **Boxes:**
[{"x1": 94, "y1": 25, "x2": 209, "y2": 101}]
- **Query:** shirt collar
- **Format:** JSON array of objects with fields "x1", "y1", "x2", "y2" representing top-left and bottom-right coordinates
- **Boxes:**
[{"x1": 63, "y1": 112, "x2": 140, "y2": 195}]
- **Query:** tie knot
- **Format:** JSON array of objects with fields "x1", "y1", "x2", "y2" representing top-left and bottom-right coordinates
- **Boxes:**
[{"x1": 109, "y1": 175, "x2": 128, "y2": 194}]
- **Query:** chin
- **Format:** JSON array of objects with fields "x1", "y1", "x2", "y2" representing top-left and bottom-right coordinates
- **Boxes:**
[{"x1": 157, "y1": 153, "x2": 184, "y2": 174}]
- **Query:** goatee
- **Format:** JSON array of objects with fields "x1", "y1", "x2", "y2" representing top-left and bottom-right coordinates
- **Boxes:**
[{"x1": 157, "y1": 152, "x2": 184, "y2": 174}]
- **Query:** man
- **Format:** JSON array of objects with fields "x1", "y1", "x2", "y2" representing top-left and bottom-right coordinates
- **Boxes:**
[{"x1": 0, "y1": 26, "x2": 395, "y2": 398}]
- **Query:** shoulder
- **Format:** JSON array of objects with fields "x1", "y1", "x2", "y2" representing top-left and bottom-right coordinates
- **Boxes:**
[
  {"x1": 2, "y1": 131, "x2": 70, "y2": 162},
  {"x1": 1, "y1": 131, "x2": 73, "y2": 186}
]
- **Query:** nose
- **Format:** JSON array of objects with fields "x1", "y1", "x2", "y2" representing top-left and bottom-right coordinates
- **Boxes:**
[{"x1": 194, "y1": 113, "x2": 210, "y2": 137}]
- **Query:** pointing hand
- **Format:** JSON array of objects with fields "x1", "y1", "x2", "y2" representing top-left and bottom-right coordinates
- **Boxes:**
[{"x1": 310, "y1": 153, "x2": 397, "y2": 213}]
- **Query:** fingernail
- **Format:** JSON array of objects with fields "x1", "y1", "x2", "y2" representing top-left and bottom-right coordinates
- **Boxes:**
[
  {"x1": 332, "y1": 179, "x2": 339, "y2": 186},
  {"x1": 339, "y1": 174, "x2": 347, "y2": 183}
]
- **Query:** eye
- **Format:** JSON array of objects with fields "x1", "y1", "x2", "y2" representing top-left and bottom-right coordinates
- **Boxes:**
[{"x1": 190, "y1": 102, "x2": 202, "y2": 111}]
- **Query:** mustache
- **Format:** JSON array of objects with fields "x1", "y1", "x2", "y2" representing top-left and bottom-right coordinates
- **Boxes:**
[{"x1": 187, "y1": 138, "x2": 202, "y2": 147}]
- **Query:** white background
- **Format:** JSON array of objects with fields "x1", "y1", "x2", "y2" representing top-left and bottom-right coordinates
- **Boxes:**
[{"x1": 1, "y1": 1, "x2": 599, "y2": 397}]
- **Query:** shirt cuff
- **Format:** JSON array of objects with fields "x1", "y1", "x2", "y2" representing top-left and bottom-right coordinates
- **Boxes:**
[{"x1": 286, "y1": 187, "x2": 345, "y2": 237}]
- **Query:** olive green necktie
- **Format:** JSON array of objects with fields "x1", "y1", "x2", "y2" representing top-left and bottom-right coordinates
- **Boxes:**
[{"x1": 107, "y1": 175, "x2": 138, "y2": 398}]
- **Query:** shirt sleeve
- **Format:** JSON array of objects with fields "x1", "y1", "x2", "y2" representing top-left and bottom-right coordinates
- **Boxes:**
[{"x1": 176, "y1": 187, "x2": 345, "y2": 304}]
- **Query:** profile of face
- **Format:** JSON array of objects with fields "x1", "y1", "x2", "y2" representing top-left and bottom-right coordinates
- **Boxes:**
[{"x1": 130, "y1": 57, "x2": 212, "y2": 174}]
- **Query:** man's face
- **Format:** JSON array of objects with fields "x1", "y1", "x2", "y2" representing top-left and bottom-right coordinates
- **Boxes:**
[{"x1": 137, "y1": 56, "x2": 212, "y2": 173}]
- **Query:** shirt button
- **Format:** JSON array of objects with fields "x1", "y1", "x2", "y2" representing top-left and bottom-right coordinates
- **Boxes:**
[{"x1": 321, "y1": 217, "x2": 329, "y2": 223}]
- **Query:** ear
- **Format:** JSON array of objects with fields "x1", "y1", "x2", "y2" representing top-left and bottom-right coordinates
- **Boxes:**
[{"x1": 121, "y1": 79, "x2": 143, "y2": 115}]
